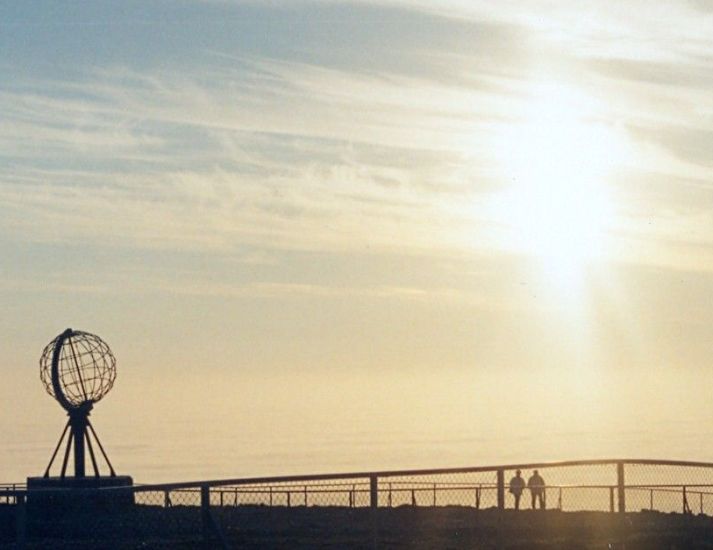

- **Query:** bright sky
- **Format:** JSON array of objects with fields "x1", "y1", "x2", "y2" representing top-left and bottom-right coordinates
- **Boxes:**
[{"x1": 3, "y1": 1, "x2": 713, "y2": 482}]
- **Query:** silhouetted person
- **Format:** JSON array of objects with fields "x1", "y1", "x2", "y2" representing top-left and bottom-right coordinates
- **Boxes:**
[
  {"x1": 509, "y1": 469, "x2": 525, "y2": 509},
  {"x1": 528, "y1": 470, "x2": 546, "y2": 509}
]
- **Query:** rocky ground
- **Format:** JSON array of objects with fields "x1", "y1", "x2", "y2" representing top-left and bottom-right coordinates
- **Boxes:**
[{"x1": 3, "y1": 504, "x2": 713, "y2": 548}]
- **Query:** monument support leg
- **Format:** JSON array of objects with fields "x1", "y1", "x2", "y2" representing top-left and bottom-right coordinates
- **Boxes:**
[
  {"x1": 71, "y1": 416, "x2": 87, "y2": 478},
  {"x1": 60, "y1": 430, "x2": 73, "y2": 478},
  {"x1": 44, "y1": 420, "x2": 70, "y2": 478},
  {"x1": 85, "y1": 429, "x2": 100, "y2": 477},
  {"x1": 88, "y1": 420, "x2": 116, "y2": 477}
]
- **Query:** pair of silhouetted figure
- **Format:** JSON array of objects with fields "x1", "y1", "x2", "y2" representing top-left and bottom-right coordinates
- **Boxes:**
[{"x1": 508, "y1": 469, "x2": 546, "y2": 510}]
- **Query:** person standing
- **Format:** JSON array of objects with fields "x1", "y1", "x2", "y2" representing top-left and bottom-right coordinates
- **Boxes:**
[
  {"x1": 528, "y1": 470, "x2": 546, "y2": 509},
  {"x1": 509, "y1": 469, "x2": 526, "y2": 510}
]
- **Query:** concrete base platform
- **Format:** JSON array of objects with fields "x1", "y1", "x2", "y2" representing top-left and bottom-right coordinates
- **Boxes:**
[
  {"x1": 27, "y1": 475, "x2": 133, "y2": 491},
  {"x1": 26, "y1": 476, "x2": 134, "y2": 515}
]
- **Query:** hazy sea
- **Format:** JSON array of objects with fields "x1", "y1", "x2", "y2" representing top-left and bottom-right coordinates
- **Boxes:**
[
  {"x1": 4, "y1": 417, "x2": 712, "y2": 486},
  {"x1": 4, "y1": 368, "x2": 713, "y2": 485}
]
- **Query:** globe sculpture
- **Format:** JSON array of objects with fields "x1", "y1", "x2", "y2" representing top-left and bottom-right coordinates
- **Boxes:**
[{"x1": 39, "y1": 328, "x2": 118, "y2": 479}]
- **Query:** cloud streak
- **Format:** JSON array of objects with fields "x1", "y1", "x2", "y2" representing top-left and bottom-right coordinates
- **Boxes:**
[{"x1": 2, "y1": 0, "x2": 713, "y2": 275}]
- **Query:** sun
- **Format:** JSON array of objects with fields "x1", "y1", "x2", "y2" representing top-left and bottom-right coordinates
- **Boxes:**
[{"x1": 489, "y1": 81, "x2": 625, "y2": 290}]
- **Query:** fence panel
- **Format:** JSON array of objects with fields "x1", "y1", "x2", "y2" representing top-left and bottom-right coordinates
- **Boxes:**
[
  {"x1": 378, "y1": 470, "x2": 498, "y2": 509},
  {"x1": 3, "y1": 459, "x2": 713, "y2": 547},
  {"x1": 624, "y1": 462, "x2": 713, "y2": 514}
]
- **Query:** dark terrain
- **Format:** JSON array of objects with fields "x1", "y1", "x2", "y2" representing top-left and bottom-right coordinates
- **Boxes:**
[{"x1": 3, "y1": 504, "x2": 713, "y2": 548}]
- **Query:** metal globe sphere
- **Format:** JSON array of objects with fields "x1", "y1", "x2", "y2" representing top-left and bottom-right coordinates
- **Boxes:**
[{"x1": 40, "y1": 329, "x2": 116, "y2": 409}]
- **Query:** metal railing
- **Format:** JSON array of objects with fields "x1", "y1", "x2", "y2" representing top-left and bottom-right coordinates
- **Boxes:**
[{"x1": 3, "y1": 458, "x2": 713, "y2": 548}]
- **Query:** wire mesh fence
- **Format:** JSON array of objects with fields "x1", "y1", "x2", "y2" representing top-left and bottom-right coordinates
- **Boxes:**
[
  {"x1": 3, "y1": 459, "x2": 713, "y2": 548},
  {"x1": 624, "y1": 461, "x2": 713, "y2": 515},
  {"x1": 211, "y1": 478, "x2": 372, "y2": 508}
]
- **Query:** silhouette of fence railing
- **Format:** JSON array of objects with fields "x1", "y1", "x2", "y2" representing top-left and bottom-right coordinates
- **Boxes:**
[{"x1": 3, "y1": 458, "x2": 713, "y2": 548}]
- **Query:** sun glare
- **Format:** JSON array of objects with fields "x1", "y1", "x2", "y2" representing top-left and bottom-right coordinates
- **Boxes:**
[{"x1": 490, "y1": 82, "x2": 625, "y2": 290}]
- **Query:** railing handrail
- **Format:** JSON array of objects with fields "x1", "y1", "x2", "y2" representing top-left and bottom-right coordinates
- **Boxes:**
[
  {"x1": 3, "y1": 484, "x2": 713, "y2": 499},
  {"x1": 117, "y1": 457, "x2": 713, "y2": 492},
  {"x1": 4, "y1": 457, "x2": 713, "y2": 495}
]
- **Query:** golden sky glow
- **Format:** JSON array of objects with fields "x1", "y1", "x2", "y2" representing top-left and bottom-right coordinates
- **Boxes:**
[
  {"x1": 484, "y1": 80, "x2": 632, "y2": 297},
  {"x1": 2, "y1": 0, "x2": 713, "y2": 482}
]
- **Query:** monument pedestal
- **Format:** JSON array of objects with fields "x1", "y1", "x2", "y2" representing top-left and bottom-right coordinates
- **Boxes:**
[
  {"x1": 26, "y1": 475, "x2": 134, "y2": 515},
  {"x1": 28, "y1": 475, "x2": 133, "y2": 490}
]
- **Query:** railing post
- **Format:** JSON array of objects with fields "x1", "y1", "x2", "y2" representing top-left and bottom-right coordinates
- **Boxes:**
[
  {"x1": 683, "y1": 486, "x2": 690, "y2": 514},
  {"x1": 609, "y1": 487, "x2": 615, "y2": 513},
  {"x1": 201, "y1": 485, "x2": 210, "y2": 545},
  {"x1": 369, "y1": 475, "x2": 379, "y2": 550},
  {"x1": 369, "y1": 475, "x2": 378, "y2": 509},
  {"x1": 497, "y1": 469, "x2": 505, "y2": 510},
  {"x1": 617, "y1": 462, "x2": 626, "y2": 514},
  {"x1": 15, "y1": 492, "x2": 26, "y2": 550}
]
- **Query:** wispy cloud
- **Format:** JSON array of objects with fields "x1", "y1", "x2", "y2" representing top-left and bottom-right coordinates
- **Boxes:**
[
  {"x1": 366, "y1": 0, "x2": 713, "y2": 60},
  {"x1": 2, "y1": 0, "x2": 713, "y2": 274},
  {"x1": 1, "y1": 51, "x2": 509, "y2": 257}
]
